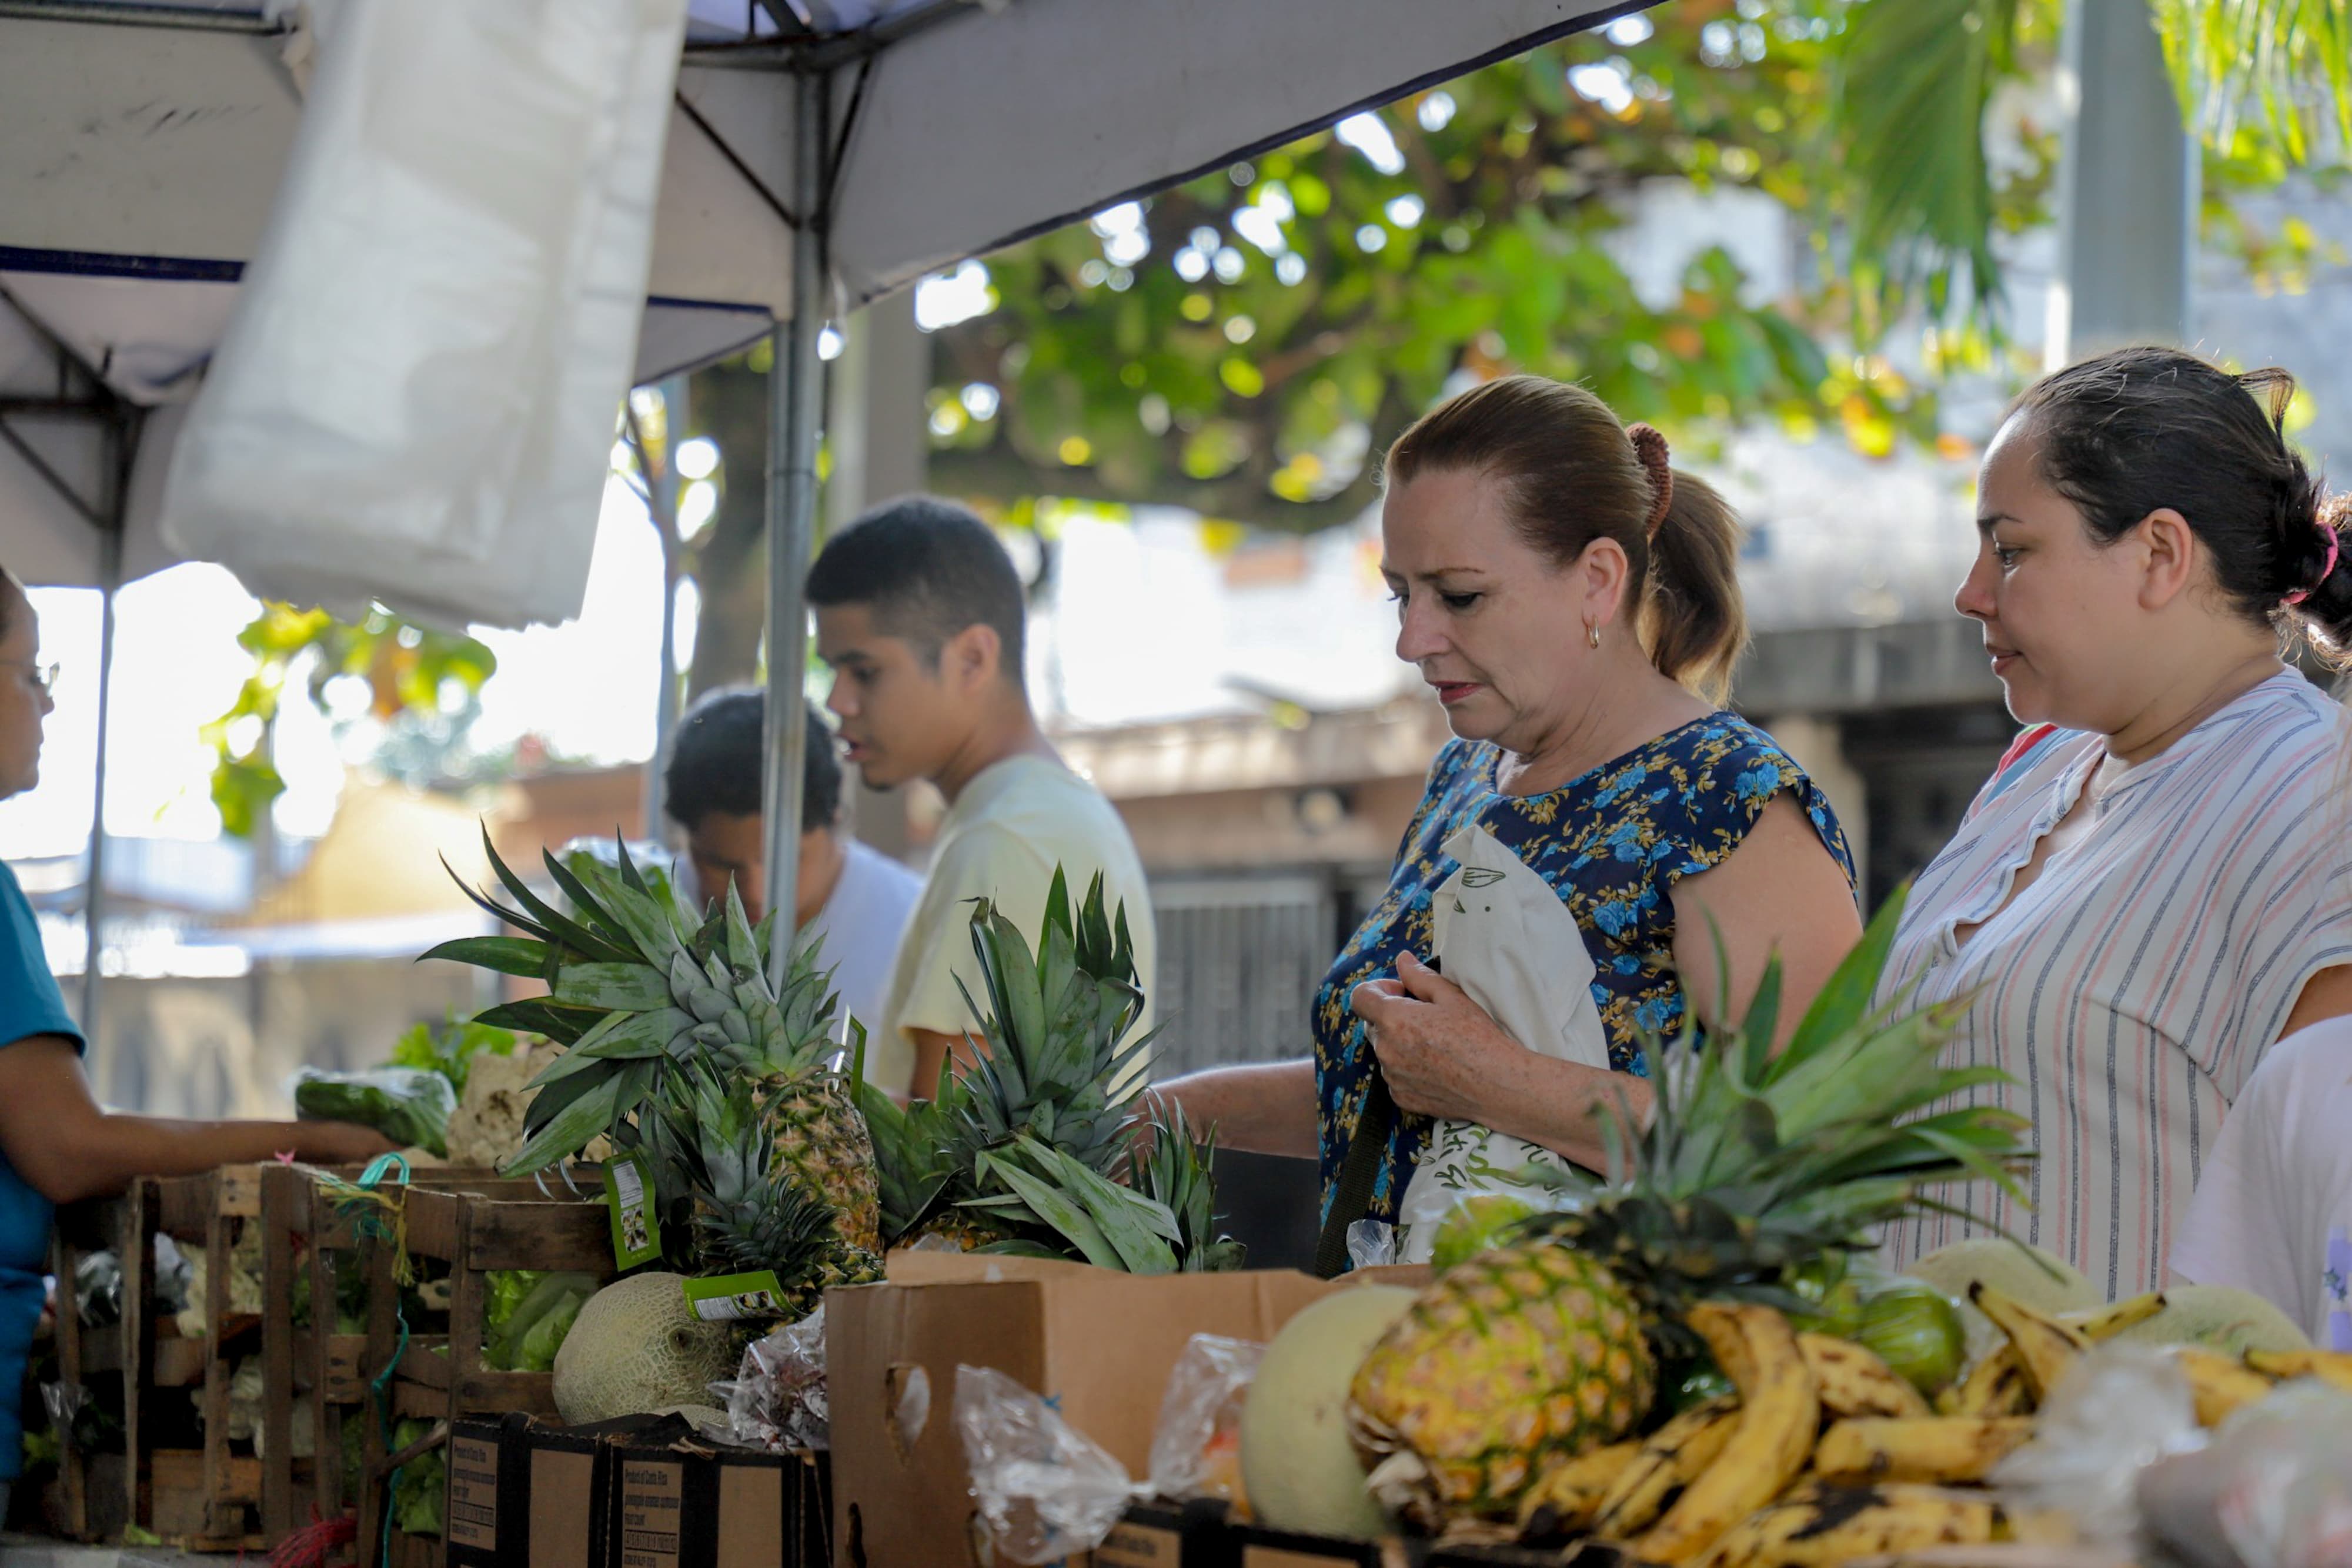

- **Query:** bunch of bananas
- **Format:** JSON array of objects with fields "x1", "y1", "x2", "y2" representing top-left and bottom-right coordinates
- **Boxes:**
[{"x1": 1511, "y1": 1288, "x2": 2352, "y2": 1568}]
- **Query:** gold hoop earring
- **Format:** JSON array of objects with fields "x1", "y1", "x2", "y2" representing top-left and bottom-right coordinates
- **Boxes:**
[{"x1": 1586, "y1": 621, "x2": 1601, "y2": 650}]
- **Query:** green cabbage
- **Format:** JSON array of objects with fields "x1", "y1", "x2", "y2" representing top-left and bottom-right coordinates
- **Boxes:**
[{"x1": 292, "y1": 1067, "x2": 456, "y2": 1156}]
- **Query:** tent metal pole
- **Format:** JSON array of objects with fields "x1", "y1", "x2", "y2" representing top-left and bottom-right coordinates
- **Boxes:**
[
  {"x1": 80, "y1": 506, "x2": 122, "y2": 1042},
  {"x1": 762, "y1": 65, "x2": 829, "y2": 988}
]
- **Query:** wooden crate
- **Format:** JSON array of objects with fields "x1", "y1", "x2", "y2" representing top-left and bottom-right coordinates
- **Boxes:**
[
  {"x1": 139, "y1": 1165, "x2": 270, "y2": 1552},
  {"x1": 259, "y1": 1164, "x2": 546, "y2": 1549},
  {"x1": 43, "y1": 1188, "x2": 140, "y2": 1543},
  {"x1": 360, "y1": 1179, "x2": 615, "y2": 1568}
]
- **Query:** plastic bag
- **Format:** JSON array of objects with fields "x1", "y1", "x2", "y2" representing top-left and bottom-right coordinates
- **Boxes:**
[
  {"x1": 717, "y1": 1305, "x2": 831, "y2": 1452},
  {"x1": 2136, "y1": 1379, "x2": 2352, "y2": 1568},
  {"x1": 1148, "y1": 1335, "x2": 1261, "y2": 1505},
  {"x1": 955, "y1": 1365, "x2": 1145, "y2": 1565},
  {"x1": 74, "y1": 1251, "x2": 121, "y2": 1328},
  {"x1": 293, "y1": 1066, "x2": 456, "y2": 1156},
  {"x1": 151, "y1": 1235, "x2": 193, "y2": 1320},
  {"x1": 1347, "y1": 1220, "x2": 1397, "y2": 1271},
  {"x1": 1992, "y1": 1344, "x2": 2203, "y2": 1552},
  {"x1": 157, "y1": 0, "x2": 691, "y2": 630}
]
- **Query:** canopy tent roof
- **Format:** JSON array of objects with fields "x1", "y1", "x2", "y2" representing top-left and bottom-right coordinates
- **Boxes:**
[{"x1": 1, "y1": 0, "x2": 1643, "y2": 591}]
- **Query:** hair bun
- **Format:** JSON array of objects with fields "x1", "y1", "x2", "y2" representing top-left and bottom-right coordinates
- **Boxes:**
[{"x1": 1626, "y1": 422, "x2": 1674, "y2": 536}]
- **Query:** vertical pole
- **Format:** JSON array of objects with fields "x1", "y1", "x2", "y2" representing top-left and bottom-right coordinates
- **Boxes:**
[
  {"x1": 2046, "y1": 0, "x2": 2197, "y2": 366},
  {"x1": 644, "y1": 375, "x2": 690, "y2": 844},
  {"x1": 763, "y1": 64, "x2": 829, "y2": 987},
  {"x1": 80, "y1": 455, "x2": 125, "y2": 1042}
]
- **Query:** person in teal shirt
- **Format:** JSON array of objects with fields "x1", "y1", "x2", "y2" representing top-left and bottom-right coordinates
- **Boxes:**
[{"x1": 0, "y1": 566, "x2": 392, "y2": 1513}]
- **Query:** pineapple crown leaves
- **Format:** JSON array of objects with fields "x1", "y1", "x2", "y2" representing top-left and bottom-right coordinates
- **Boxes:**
[
  {"x1": 963, "y1": 1135, "x2": 1183, "y2": 1273},
  {"x1": 1525, "y1": 885, "x2": 2033, "y2": 1314},
  {"x1": 420, "y1": 830, "x2": 852, "y2": 1177},
  {"x1": 1129, "y1": 1098, "x2": 1247, "y2": 1273}
]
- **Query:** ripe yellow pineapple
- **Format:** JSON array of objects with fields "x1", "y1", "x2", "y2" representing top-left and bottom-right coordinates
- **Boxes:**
[{"x1": 1347, "y1": 890, "x2": 2032, "y2": 1527}]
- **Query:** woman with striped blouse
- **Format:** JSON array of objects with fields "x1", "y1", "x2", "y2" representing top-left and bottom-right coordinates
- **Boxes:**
[{"x1": 1880, "y1": 346, "x2": 2352, "y2": 1298}]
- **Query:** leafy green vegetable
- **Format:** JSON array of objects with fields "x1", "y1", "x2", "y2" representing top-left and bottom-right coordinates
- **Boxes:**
[
  {"x1": 293, "y1": 1067, "x2": 456, "y2": 1156},
  {"x1": 390, "y1": 1417, "x2": 445, "y2": 1537},
  {"x1": 389, "y1": 1016, "x2": 519, "y2": 1098},
  {"x1": 483, "y1": 1270, "x2": 597, "y2": 1373}
]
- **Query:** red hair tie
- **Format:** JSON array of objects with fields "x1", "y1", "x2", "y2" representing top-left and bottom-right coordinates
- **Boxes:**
[
  {"x1": 1626, "y1": 423, "x2": 1673, "y2": 537},
  {"x1": 2285, "y1": 523, "x2": 2340, "y2": 606}
]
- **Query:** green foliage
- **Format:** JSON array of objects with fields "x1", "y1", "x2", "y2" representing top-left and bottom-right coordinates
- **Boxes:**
[
  {"x1": 931, "y1": 1, "x2": 1932, "y2": 523},
  {"x1": 2155, "y1": 0, "x2": 2352, "y2": 167},
  {"x1": 291, "y1": 1066, "x2": 456, "y2": 1157},
  {"x1": 202, "y1": 601, "x2": 496, "y2": 839},
  {"x1": 387, "y1": 1015, "x2": 519, "y2": 1098},
  {"x1": 389, "y1": 1418, "x2": 446, "y2": 1537}
]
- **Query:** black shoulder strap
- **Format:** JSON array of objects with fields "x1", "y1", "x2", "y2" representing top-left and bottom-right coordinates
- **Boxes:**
[{"x1": 1312, "y1": 1068, "x2": 1397, "y2": 1278}]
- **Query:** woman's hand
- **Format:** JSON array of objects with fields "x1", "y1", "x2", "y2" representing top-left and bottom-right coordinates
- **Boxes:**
[{"x1": 1349, "y1": 952, "x2": 1523, "y2": 1124}]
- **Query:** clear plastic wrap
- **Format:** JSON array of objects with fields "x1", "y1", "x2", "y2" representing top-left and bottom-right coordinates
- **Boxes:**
[
  {"x1": 1992, "y1": 1344, "x2": 2203, "y2": 1552},
  {"x1": 2137, "y1": 1379, "x2": 2352, "y2": 1568},
  {"x1": 1148, "y1": 1334, "x2": 1261, "y2": 1506},
  {"x1": 714, "y1": 1305, "x2": 832, "y2": 1452},
  {"x1": 954, "y1": 1365, "x2": 1145, "y2": 1565},
  {"x1": 74, "y1": 1250, "x2": 121, "y2": 1328},
  {"x1": 1347, "y1": 1220, "x2": 1397, "y2": 1271}
]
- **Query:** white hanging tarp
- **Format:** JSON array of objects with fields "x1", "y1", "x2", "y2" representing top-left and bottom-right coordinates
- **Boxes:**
[{"x1": 155, "y1": 0, "x2": 693, "y2": 627}]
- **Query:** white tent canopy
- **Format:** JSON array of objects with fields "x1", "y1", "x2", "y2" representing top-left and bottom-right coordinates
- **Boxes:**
[{"x1": 1, "y1": 0, "x2": 1649, "y2": 993}]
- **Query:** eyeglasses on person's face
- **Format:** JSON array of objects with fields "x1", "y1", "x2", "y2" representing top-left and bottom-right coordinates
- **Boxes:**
[{"x1": 2, "y1": 661, "x2": 59, "y2": 698}]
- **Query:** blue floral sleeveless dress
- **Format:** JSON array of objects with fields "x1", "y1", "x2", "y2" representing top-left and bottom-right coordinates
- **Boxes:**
[{"x1": 1312, "y1": 714, "x2": 1856, "y2": 1229}]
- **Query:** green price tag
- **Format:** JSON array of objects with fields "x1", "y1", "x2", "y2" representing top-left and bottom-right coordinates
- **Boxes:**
[
  {"x1": 602, "y1": 1151, "x2": 663, "y2": 1270},
  {"x1": 681, "y1": 1271, "x2": 791, "y2": 1322}
]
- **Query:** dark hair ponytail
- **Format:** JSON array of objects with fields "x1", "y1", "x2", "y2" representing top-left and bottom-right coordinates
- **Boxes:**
[
  {"x1": 2010, "y1": 347, "x2": 2352, "y2": 654},
  {"x1": 1384, "y1": 376, "x2": 1749, "y2": 703}
]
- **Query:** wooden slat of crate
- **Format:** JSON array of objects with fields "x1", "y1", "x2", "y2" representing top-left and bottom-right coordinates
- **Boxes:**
[{"x1": 45, "y1": 1189, "x2": 139, "y2": 1543}]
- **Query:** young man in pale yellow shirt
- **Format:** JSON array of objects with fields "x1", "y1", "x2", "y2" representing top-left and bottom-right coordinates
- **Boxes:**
[{"x1": 807, "y1": 496, "x2": 1157, "y2": 1101}]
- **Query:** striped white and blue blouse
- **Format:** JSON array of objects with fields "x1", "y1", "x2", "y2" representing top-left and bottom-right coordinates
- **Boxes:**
[{"x1": 1876, "y1": 671, "x2": 2352, "y2": 1297}]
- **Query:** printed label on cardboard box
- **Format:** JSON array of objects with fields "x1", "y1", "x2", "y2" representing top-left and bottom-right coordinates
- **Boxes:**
[
  {"x1": 1244, "y1": 1547, "x2": 1372, "y2": 1568},
  {"x1": 445, "y1": 1432, "x2": 499, "y2": 1550},
  {"x1": 618, "y1": 1457, "x2": 686, "y2": 1568},
  {"x1": 1094, "y1": 1518, "x2": 1184, "y2": 1566}
]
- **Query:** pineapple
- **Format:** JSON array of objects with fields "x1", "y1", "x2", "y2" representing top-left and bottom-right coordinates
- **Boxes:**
[
  {"x1": 860, "y1": 868, "x2": 1240, "y2": 1273},
  {"x1": 427, "y1": 833, "x2": 881, "y2": 1255},
  {"x1": 1347, "y1": 889, "x2": 2032, "y2": 1526},
  {"x1": 656, "y1": 1064, "x2": 883, "y2": 1316}
]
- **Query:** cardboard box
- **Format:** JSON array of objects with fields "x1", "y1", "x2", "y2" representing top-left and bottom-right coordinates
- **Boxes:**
[
  {"x1": 827, "y1": 1253, "x2": 1425, "y2": 1568},
  {"x1": 609, "y1": 1429, "x2": 829, "y2": 1568},
  {"x1": 443, "y1": 1412, "x2": 676, "y2": 1568},
  {"x1": 1224, "y1": 1522, "x2": 1404, "y2": 1567},
  {"x1": 1091, "y1": 1499, "x2": 1237, "y2": 1568}
]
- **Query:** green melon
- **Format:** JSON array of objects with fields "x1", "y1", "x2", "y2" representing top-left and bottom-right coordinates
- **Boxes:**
[
  {"x1": 1241, "y1": 1284, "x2": 1417, "y2": 1539},
  {"x1": 2110, "y1": 1284, "x2": 2312, "y2": 1356},
  {"x1": 551, "y1": 1273, "x2": 744, "y2": 1424},
  {"x1": 1907, "y1": 1239, "x2": 2102, "y2": 1367}
]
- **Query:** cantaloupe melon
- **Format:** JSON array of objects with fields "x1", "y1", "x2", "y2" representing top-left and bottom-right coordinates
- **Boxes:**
[
  {"x1": 1240, "y1": 1283, "x2": 1416, "y2": 1539},
  {"x1": 552, "y1": 1273, "x2": 743, "y2": 1424},
  {"x1": 2109, "y1": 1284, "x2": 2311, "y2": 1356}
]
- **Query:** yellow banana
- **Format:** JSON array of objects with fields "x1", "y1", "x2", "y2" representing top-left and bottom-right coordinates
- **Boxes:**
[
  {"x1": 1697, "y1": 1480, "x2": 2003, "y2": 1568},
  {"x1": 2246, "y1": 1349, "x2": 2352, "y2": 1393},
  {"x1": 1812, "y1": 1416, "x2": 2036, "y2": 1485},
  {"x1": 1798, "y1": 1333, "x2": 1933, "y2": 1420},
  {"x1": 1634, "y1": 1304, "x2": 1820, "y2": 1566},
  {"x1": 1970, "y1": 1282, "x2": 2090, "y2": 1401},
  {"x1": 2057, "y1": 1290, "x2": 2166, "y2": 1340},
  {"x1": 1949, "y1": 1346, "x2": 2033, "y2": 1416},
  {"x1": 2172, "y1": 1347, "x2": 2276, "y2": 1426},
  {"x1": 1516, "y1": 1439, "x2": 1643, "y2": 1540},
  {"x1": 1589, "y1": 1398, "x2": 1741, "y2": 1537}
]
